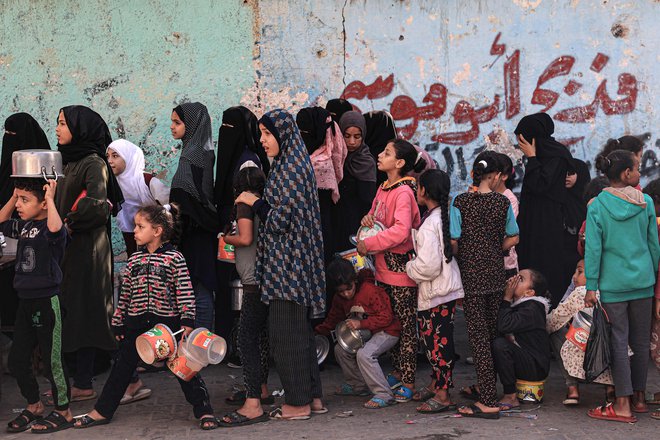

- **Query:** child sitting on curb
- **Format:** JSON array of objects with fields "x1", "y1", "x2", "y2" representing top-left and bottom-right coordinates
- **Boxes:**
[{"x1": 315, "y1": 258, "x2": 401, "y2": 408}]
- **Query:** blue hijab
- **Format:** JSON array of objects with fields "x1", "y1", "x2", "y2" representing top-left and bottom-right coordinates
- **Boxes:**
[{"x1": 255, "y1": 109, "x2": 326, "y2": 316}]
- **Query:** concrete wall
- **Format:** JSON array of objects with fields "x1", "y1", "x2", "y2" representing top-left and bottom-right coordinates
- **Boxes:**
[{"x1": 1, "y1": 0, "x2": 658, "y2": 249}]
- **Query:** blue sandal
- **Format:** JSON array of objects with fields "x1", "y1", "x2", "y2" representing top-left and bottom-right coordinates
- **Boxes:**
[
  {"x1": 394, "y1": 386, "x2": 414, "y2": 403},
  {"x1": 386, "y1": 374, "x2": 402, "y2": 390},
  {"x1": 364, "y1": 397, "x2": 396, "y2": 409}
]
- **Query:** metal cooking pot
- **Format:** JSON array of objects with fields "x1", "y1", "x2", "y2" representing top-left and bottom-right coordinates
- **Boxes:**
[
  {"x1": 11, "y1": 150, "x2": 64, "y2": 180},
  {"x1": 332, "y1": 320, "x2": 372, "y2": 354},
  {"x1": 315, "y1": 334, "x2": 330, "y2": 364},
  {"x1": 230, "y1": 279, "x2": 243, "y2": 311}
]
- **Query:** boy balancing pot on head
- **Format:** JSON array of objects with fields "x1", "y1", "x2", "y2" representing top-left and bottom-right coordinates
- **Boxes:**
[
  {"x1": 2, "y1": 178, "x2": 74, "y2": 433},
  {"x1": 315, "y1": 258, "x2": 401, "y2": 408}
]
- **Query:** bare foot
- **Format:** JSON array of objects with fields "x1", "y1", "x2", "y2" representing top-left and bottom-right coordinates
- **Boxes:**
[
  {"x1": 125, "y1": 379, "x2": 144, "y2": 397},
  {"x1": 73, "y1": 409, "x2": 106, "y2": 428},
  {"x1": 233, "y1": 398, "x2": 264, "y2": 420},
  {"x1": 32, "y1": 408, "x2": 73, "y2": 431},
  {"x1": 278, "y1": 404, "x2": 311, "y2": 418},
  {"x1": 458, "y1": 401, "x2": 499, "y2": 415},
  {"x1": 311, "y1": 398, "x2": 325, "y2": 412},
  {"x1": 498, "y1": 393, "x2": 520, "y2": 410}
]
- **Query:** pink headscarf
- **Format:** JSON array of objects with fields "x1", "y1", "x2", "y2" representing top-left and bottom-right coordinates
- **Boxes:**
[{"x1": 310, "y1": 116, "x2": 348, "y2": 203}]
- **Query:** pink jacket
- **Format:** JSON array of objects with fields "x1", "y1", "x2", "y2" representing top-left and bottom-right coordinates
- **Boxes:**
[
  {"x1": 363, "y1": 180, "x2": 420, "y2": 287},
  {"x1": 310, "y1": 118, "x2": 347, "y2": 203}
]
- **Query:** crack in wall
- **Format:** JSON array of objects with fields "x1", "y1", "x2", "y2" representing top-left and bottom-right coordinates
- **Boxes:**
[{"x1": 341, "y1": 0, "x2": 348, "y2": 87}]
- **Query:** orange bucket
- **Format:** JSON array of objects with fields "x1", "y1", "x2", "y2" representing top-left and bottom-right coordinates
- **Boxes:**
[
  {"x1": 217, "y1": 234, "x2": 235, "y2": 263},
  {"x1": 167, "y1": 344, "x2": 203, "y2": 381},
  {"x1": 136, "y1": 323, "x2": 178, "y2": 364},
  {"x1": 186, "y1": 328, "x2": 227, "y2": 365}
]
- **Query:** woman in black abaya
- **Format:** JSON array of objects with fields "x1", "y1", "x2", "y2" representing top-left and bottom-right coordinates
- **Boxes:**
[{"x1": 515, "y1": 112, "x2": 573, "y2": 306}]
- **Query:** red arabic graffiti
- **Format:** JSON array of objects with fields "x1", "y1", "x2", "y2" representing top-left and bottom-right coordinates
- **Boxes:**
[{"x1": 340, "y1": 33, "x2": 638, "y2": 146}]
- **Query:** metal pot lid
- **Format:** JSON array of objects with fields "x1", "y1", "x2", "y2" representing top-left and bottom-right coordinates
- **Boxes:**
[{"x1": 315, "y1": 335, "x2": 330, "y2": 364}]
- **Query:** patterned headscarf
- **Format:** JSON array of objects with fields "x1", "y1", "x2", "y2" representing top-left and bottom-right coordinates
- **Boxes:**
[
  {"x1": 171, "y1": 102, "x2": 216, "y2": 210},
  {"x1": 255, "y1": 109, "x2": 326, "y2": 316}
]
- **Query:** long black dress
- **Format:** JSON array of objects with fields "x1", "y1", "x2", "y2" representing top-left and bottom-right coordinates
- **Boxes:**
[
  {"x1": 561, "y1": 158, "x2": 590, "y2": 295},
  {"x1": 515, "y1": 113, "x2": 573, "y2": 307}
]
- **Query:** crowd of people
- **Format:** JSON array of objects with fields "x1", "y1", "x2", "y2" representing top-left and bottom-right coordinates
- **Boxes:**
[{"x1": 0, "y1": 100, "x2": 659, "y2": 433}]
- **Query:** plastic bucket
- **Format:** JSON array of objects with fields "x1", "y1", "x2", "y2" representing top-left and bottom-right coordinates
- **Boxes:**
[
  {"x1": 185, "y1": 328, "x2": 227, "y2": 365},
  {"x1": 566, "y1": 310, "x2": 593, "y2": 352},
  {"x1": 217, "y1": 235, "x2": 235, "y2": 263},
  {"x1": 515, "y1": 379, "x2": 546, "y2": 403},
  {"x1": 167, "y1": 344, "x2": 203, "y2": 381},
  {"x1": 338, "y1": 249, "x2": 372, "y2": 272},
  {"x1": 136, "y1": 323, "x2": 177, "y2": 365}
]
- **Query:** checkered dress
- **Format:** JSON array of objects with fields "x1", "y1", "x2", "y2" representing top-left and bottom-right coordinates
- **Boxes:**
[{"x1": 255, "y1": 109, "x2": 326, "y2": 316}]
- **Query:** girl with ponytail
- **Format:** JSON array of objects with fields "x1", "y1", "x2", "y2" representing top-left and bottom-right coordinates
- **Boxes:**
[{"x1": 405, "y1": 169, "x2": 465, "y2": 413}]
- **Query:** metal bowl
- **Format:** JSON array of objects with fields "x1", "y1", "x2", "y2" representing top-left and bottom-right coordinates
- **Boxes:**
[
  {"x1": 230, "y1": 279, "x2": 243, "y2": 311},
  {"x1": 315, "y1": 334, "x2": 330, "y2": 364},
  {"x1": 333, "y1": 320, "x2": 372, "y2": 354},
  {"x1": 11, "y1": 150, "x2": 64, "y2": 180}
]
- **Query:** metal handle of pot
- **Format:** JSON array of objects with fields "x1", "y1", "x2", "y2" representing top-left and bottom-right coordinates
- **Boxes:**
[
  {"x1": 52, "y1": 166, "x2": 60, "y2": 181},
  {"x1": 41, "y1": 166, "x2": 48, "y2": 182},
  {"x1": 330, "y1": 329, "x2": 337, "y2": 343}
]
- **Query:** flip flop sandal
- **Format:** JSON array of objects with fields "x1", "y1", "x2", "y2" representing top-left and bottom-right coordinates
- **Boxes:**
[
  {"x1": 394, "y1": 386, "x2": 414, "y2": 403},
  {"x1": 31, "y1": 411, "x2": 74, "y2": 434},
  {"x1": 651, "y1": 411, "x2": 660, "y2": 420},
  {"x1": 225, "y1": 390, "x2": 276, "y2": 406},
  {"x1": 562, "y1": 395, "x2": 580, "y2": 406},
  {"x1": 416, "y1": 398, "x2": 457, "y2": 414},
  {"x1": 412, "y1": 386, "x2": 435, "y2": 402},
  {"x1": 498, "y1": 402, "x2": 521, "y2": 412},
  {"x1": 199, "y1": 416, "x2": 220, "y2": 430},
  {"x1": 6, "y1": 409, "x2": 43, "y2": 433},
  {"x1": 268, "y1": 407, "x2": 310, "y2": 421},
  {"x1": 311, "y1": 407, "x2": 329, "y2": 414},
  {"x1": 334, "y1": 383, "x2": 370, "y2": 397},
  {"x1": 364, "y1": 397, "x2": 396, "y2": 409},
  {"x1": 457, "y1": 404, "x2": 500, "y2": 420},
  {"x1": 386, "y1": 374, "x2": 402, "y2": 390},
  {"x1": 459, "y1": 384, "x2": 480, "y2": 401},
  {"x1": 219, "y1": 411, "x2": 269, "y2": 427},
  {"x1": 587, "y1": 403, "x2": 637, "y2": 423},
  {"x1": 120, "y1": 387, "x2": 152, "y2": 405},
  {"x1": 73, "y1": 414, "x2": 110, "y2": 429},
  {"x1": 645, "y1": 392, "x2": 660, "y2": 405}
]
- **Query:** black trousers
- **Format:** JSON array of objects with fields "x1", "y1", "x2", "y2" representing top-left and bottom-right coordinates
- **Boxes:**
[
  {"x1": 9, "y1": 296, "x2": 70, "y2": 410},
  {"x1": 95, "y1": 325, "x2": 213, "y2": 420},
  {"x1": 492, "y1": 336, "x2": 548, "y2": 394},
  {"x1": 269, "y1": 299, "x2": 322, "y2": 406},
  {"x1": 238, "y1": 285, "x2": 269, "y2": 398}
]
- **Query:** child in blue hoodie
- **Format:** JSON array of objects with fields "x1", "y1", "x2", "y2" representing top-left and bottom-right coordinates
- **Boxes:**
[{"x1": 585, "y1": 149, "x2": 660, "y2": 423}]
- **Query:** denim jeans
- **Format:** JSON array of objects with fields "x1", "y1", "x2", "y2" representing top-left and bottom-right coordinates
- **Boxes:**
[{"x1": 193, "y1": 280, "x2": 215, "y2": 330}]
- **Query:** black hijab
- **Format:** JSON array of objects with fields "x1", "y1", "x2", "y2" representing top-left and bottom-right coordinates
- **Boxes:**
[
  {"x1": 215, "y1": 106, "x2": 269, "y2": 210},
  {"x1": 325, "y1": 98, "x2": 353, "y2": 124},
  {"x1": 364, "y1": 110, "x2": 397, "y2": 160},
  {"x1": 564, "y1": 158, "x2": 591, "y2": 232},
  {"x1": 0, "y1": 113, "x2": 51, "y2": 206},
  {"x1": 57, "y1": 105, "x2": 123, "y2": 215},
  {"x1": 514, "y1": 113, "x2": 573, "y2": 161},
  {"x1": 296, "y1": 107, "x2": 332, "y2": 155}
]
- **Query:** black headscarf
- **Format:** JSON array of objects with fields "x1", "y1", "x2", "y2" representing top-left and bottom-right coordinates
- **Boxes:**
[
  {"x1": 564, "y1": 158, "x2": 590, "y2": 232},
  {"x1": 514, "y1": 113, "x2": 573, "y2": 161},
  {"x1": 325, "y1": 98, "x2": 353, "y2": 123},
  {"x1": 296, "y1": 107, "x2": 332, "y2": 155},
  {"x1": 215, "y1": 106, "x2": 269, "y2": 209},
  {"x1": 0, "y1": 113, "x2": 50, "y2": 206},
  {"x1": 57, "y1": 106, "x2": 123, "y2": 216},
  {"x1": 339, "y1": 111, "x2": 376, "y2": 183},
  {"x1": 364, "y1": 110, "x2": 397, "y2": 160}
]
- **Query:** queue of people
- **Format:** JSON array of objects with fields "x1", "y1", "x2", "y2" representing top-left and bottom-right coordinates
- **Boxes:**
[{"x1": 0, "y1": 101, "x2": 658, "y2": 433}]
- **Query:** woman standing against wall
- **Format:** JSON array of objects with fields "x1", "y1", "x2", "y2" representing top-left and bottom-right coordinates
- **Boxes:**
[
  {"x1": 515, "y1": 113, "x2": 573, "y2": 306},
  {"x1": 55, "y1": 105, "x2": 123, "y2": 401},
  {"x1": 169, "y1": 102, "x2": 218, "y2": 330},
  {"x1": 236, "y1": 109, "x2": 326, "y2": 420}
]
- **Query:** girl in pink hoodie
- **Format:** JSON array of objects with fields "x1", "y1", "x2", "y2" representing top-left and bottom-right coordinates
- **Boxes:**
[{"x1": 357, "y1": 139, "x2": 424, "y2": 402}]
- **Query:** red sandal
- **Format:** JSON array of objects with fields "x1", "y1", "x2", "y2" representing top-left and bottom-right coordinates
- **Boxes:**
[{"x1": 587, "y1": 403, "x2": 637, "y2": 423}]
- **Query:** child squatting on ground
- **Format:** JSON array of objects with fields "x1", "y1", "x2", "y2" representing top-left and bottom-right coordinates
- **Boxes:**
[
  {"x1": 315, "y1": 258, "x2": 401, "y2": 408},
  {"x1": 1, "y1": 178, "x2": 73, "y2": 433}
]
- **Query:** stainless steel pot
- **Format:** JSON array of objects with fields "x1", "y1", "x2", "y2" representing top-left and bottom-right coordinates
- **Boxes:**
[
  {"x1": 315, "y1": 334, "x2": 330, "y2": 364},
  {"x1": 11, "y1": 150, "x2": 64, "y2": 180},
  {"x1": 230, "y1": 279, "x2": 243, "y2": 311},
  {"x1": 332, "y1": 320, "x2": 372, "y2": 354}
]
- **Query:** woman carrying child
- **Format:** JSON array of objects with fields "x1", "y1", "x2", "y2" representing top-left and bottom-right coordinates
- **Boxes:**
[
  {"x1": 235, "y1": 109, "x2": 326, "y2": 420},
  {"x1": 450, "y1": 151, "x2": 519, "y2": 419},
  {"x1": 316, "y1": 258, "x2": 401, "y2": 408},
  {"x1": 219, "y1": 166, "x2": 274, "y2": 427},
  {"x1": 406, "y1": 169, "x2": 464, "y2": 413},
  {"x1": 73, "y1": 204, "x2": 219, "y2": 430},
  {"x1": 357, "y1": 138, "x2": 424, "y2": 402},
  {"x1": 585, "y1": 150, "x2": 660, "y2": 423}
]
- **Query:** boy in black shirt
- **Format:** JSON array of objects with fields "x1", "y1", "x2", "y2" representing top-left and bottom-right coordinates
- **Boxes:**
[{"x1": 1, "y1": 178, "x2": 73, "y2": 433}]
